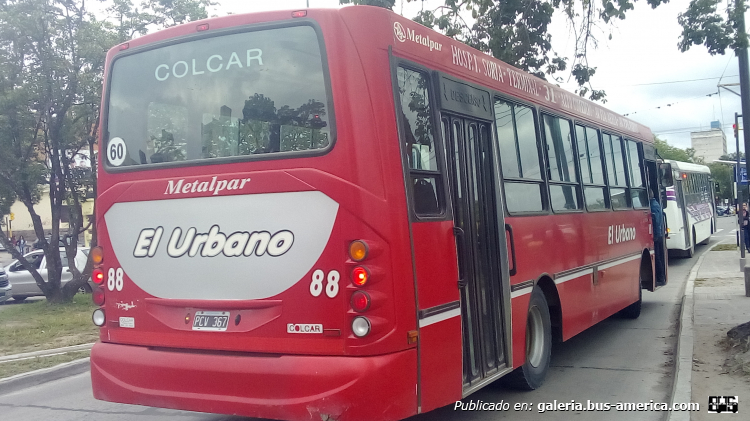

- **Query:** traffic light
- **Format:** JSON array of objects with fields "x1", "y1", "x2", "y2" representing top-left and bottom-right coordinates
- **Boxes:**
[{"x1": 734, "y1": 124, "x2": 739, "y2": 137}]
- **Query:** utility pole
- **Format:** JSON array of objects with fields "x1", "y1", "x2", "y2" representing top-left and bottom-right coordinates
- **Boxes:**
[
  {"x1": 737, "y1": 113, "x2": 745, "y2": 270},
  {"x1": 736, "y1": 0, "x2": 750, "y2": 295}
]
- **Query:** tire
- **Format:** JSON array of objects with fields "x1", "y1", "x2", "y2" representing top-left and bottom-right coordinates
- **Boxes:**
[
  {"x1": 620, "y1": 266, "x2": 643, "y2": 319},
  {"x1": 77, "y1": 284, "x2": 92, "y2": 294},
  {"x1": 504, "y1": 287, "x2": 552, "y2": 390},
  {"x1": 12, "y1": 296, "x2": 27, "y2": 302},
  {"x1": 699, "y1": 225, "x2": 711, "y2": 245},
  {"x1": 684, "y1": 231, "x2": 695, "y2": 258}
]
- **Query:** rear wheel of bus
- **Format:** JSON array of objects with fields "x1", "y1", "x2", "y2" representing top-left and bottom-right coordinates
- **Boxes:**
[
  {"x1": 684, "y1": 230, "x2": 695, "y2": 258},
  {"x1": 505, "y1": 287, "x2": 551, "y2": 390}
]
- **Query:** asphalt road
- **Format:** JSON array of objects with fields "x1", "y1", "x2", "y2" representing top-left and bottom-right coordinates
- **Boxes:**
[{"x1": 0, "y1": 216, "x2": 737, "y2": 420}]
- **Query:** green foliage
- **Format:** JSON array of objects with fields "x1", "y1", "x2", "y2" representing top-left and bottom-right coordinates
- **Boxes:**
[
  {"x1": 678, "y1": 0, "x2": 748, "y2": 54},
  {"x1": 653, "y1": 137, "x2": 698, "y2": 162},
  {"x1": 707, "y1": 161, "x2": 733, "y2": 200}
]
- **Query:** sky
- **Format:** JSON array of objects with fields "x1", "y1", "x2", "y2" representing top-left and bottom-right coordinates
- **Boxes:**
[{"x1": 202, "y1": 0, "x2": 745, "y2": 155}]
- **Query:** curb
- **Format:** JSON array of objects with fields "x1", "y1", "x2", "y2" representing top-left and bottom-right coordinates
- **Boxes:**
[
  {"x1": 0, "y1": 357, "x2": 90, "y2": 396},
  {"x1": 667, "y1": 242, "x2": 722, "y2": 421},
  {"x1": 0, "y1": 343, "x2": 94, "y2": 363}
]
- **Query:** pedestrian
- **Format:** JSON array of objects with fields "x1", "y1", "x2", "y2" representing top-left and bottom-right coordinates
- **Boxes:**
[
  {"x1": 10, "y1": 235, "x2": 17, "y2": 250},
  {"x1": 651, "y1": 192, "x2": 666, "y2": 286},
  {"x1": 17, "y1": 235, "x2": 25, "y2": 254},
  {"x1": 743, "y1": 204, "x2": 750, "y2": 252}
]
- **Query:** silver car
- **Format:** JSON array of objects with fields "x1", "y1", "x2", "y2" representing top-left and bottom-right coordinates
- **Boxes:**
[
  {"x1": 4, "y1": 248, "x2": 92, "y2": 301},
  {"x1": 0, "y1": 267, "x2": 11, "y2": 304}
]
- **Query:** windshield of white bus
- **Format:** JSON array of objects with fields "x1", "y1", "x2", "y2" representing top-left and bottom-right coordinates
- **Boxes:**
[{"x1": 104, "y1": 25, "x2": 332, "y2": 169}]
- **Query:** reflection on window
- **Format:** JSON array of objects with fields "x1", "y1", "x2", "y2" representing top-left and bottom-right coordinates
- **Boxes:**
[
  {"x1": 398, "y1": 67, "x2": 436, "y2": 171},
  {"x1": 585, "y1": 187, "x2": 607, "y2": 210},
  {"x1": 611, "y1": 188, "x2": 629, "y2": 209},
  {"x1": 106, "y1": 25, "x2": 332, "y2": 168},
  {"x1": 147, "y1": 103, "x2": 187, "y2": 163},
  {"x1": 543, "y1": 115, "x2": 576, "y2": 183},
  {"x1": 550, "y1": 185, "x2": 580, "y2": 211},
  {"x1": 505, "y1": 182, "x2": 544, "y2": 213},
  {"x1": 631, "y1": 189, "x2": 648, "y2": 208},
  {"x1": 399, "y1": 66, "x2": 442, "y2": 217}
]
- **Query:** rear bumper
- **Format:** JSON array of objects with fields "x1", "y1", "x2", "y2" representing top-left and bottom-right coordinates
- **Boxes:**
[{"x1": 91, "y1": 342, "x2": 417, "y2": 421}]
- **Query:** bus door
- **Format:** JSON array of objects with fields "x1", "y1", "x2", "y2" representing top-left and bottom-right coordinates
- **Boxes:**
[{"x1": 442, "y1": 113, "x2": 509, "y2": 390}]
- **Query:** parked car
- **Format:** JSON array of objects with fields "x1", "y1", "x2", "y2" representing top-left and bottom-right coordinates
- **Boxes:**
[
  {"x1": 0, "y1": 267, "x2": 11, "y2": 304},
  {"x1": 717, "y1": 205, "x2": 729, "y2": 216},
  {"x1": 3, "y1": 247, "x2": 92, "y2": 301}
]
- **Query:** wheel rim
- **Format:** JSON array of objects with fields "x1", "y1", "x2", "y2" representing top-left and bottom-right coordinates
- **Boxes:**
[
  {"x1": 526, "y1": 305, "x2": 545, "y2": 368},
  {"x1": 77, "y1": 286, "x2": 88, "y2": 294}
]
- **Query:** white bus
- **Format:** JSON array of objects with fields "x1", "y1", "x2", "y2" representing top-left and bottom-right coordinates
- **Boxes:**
[{"x1": 664, "y1": 160, "x2": 715, "y2": 257}]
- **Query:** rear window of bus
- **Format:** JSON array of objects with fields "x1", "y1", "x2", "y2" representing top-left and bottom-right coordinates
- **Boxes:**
[{"x1": 104, "y1": 24, "x2": 332, "y2": 169}]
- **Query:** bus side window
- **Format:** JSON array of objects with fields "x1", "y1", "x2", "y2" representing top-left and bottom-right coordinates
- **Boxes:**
[
  {"x1": 603, "y1": 133, "x2": 630, "y2": 209},
  {"x1": 576, "y1": 125, "x2": 608, "y2": 211},
  {"x1": 494, "y1": 100, "x2": 545, "y2": 214},
  {"x1": 542, "y1": 114, "x2": 581, "y2": 212},
  {"x1": 397, "y1": 66, "x2": 443, "y2": 217},
  {"x1": 626, "y1": 140, "x2": 648, "y2": 208}
]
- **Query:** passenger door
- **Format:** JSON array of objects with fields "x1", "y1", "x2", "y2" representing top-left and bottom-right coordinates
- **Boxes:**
[{"x1": 442, "y1": 114, "x2": 509, "y2": 390}]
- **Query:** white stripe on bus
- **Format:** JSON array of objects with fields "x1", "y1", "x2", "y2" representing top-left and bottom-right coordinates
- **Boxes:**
[{"x1": 418, "y1": 308, "x2": 461, "y2": 328}]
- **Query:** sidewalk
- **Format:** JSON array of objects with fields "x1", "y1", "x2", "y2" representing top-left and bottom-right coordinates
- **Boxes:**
[{"x1": 671, "y1": 245, "x2": 750, "y2": 420}]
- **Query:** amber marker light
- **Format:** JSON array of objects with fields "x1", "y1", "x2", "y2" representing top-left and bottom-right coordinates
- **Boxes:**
[
  {"x1": 351, "y1": 266, "x2": 370, "y2": 287},
  {"x1": 91, "y1": 246, "x2": 103, "y2": 265},
  {"x1": 348, "y1": 240, "x2": 369, "y2": 262},
  {"x1": 92, "y1": 268, "x2": 104, "y2": 285}
]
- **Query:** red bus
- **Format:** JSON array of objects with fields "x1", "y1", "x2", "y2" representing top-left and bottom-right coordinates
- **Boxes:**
[{"x1": 90, "y1": 5, "x2": 669, "y2": 421}]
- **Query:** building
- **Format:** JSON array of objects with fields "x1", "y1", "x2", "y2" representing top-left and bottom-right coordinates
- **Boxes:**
[{"x1": 690, "y1": 122, "x2": 727, "y2": 163}]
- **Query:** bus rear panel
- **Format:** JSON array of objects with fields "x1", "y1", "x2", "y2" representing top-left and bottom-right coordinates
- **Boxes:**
[{"x1": 91, "y1": 9, "x2": 419, "y2": 421}]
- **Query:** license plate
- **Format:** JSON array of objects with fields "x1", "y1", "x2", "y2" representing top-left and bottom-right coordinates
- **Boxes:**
[{"x1": 192, "y1": 311, "x2": 229, "y2": 331}]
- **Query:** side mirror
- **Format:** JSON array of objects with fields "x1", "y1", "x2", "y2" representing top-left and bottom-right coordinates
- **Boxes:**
[{"x1": 659, "y1": 163, "x2": 674, "y2": 187}]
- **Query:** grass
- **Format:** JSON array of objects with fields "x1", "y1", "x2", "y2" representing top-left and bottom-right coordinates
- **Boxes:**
[
  {"x1": 713, "y1": 244, "x2": 739, "y2": 251},
  {"x1": 0, "y1": 350, "x2": 89, "y2": 379},
  {"x1": 0, "y1": 294, "x2": 98, "y2": 356}
]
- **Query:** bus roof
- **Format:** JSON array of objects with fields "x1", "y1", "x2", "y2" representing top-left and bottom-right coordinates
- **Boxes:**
[{"x1": 666, "y1": 160, "x2": 711, "y2": 174}]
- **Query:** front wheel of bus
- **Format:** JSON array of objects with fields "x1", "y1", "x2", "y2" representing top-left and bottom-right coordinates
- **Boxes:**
[{"x1": 505, "y1": 287, "x2": 551, "y2": 390}]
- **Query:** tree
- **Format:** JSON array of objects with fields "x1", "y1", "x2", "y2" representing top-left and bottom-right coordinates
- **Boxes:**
[
  {"x1": 720, "y1": 151, "x2": 745, "y2": 161},
  {"x1": 0, "y1": 0, "x2": 213, "y2": 303},
  {"x1": 678, "y1": 0, "x2": 747, "y2": 54},
  {"x1": 342, "y1": 0, "x2": 669, "y2": 102},
  {"x1": 653, "y1": 137, "x2": 700, "y2": 163},
  {"x1": 707, "y1": 162, "x2": 733, "y2": 200}
]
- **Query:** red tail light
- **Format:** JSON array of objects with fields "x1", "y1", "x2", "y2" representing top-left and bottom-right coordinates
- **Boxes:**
[
  {"x1": 351, "y1": 291, "x2": 371, "y2": 312},
  {"x1": 92, "y1": 269, "x2": 104, "y2": 284},
  {"x1": 92, "y1": 288, "x2": 105, "y2": 306},
  {"x1": 351, "y1": 266, "x2": 370, "y2": 287}
]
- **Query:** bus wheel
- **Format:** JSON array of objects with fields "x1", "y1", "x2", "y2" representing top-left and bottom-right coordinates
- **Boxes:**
[
  {"x1": 619, "y1": 268, "x2": 643, "y2": 319},
  {"x1": 504, "y1": 287, "x2": 551, "y2": 390},
  {"x1": 685, "y1": 231, "x2": 695, "y2": 258}
]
